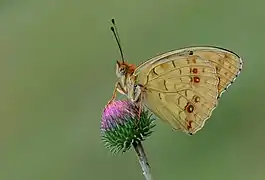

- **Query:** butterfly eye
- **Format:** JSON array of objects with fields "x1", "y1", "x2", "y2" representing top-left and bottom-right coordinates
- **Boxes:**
[{"x1": 119, "y1": 67, "x2": 126, "y2": 75}]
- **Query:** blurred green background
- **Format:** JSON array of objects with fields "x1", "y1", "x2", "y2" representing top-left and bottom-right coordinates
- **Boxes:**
[{"x1": 1, "y1": 0, "x2": 264, "y2": 180}]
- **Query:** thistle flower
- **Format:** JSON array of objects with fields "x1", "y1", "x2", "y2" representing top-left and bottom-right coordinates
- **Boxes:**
[
  {"x1": 100, "y1": 100, "x2": 155, "y2": 153},
  {"x1": 100, "y1": 100, "x2": 155, "y2": 180}
]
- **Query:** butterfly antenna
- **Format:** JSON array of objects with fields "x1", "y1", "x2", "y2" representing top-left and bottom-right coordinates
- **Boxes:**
[{"x1": 110, "y1": 18, "x2": 124, "y2": 63}]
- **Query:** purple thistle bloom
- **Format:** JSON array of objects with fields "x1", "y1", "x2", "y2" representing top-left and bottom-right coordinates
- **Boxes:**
[
  {"x1": 100, "y1": 100, "x2": 155, "y2": 153},
  {"x1": 101, "y1": 100, "x2": 139, "y2": 131}
]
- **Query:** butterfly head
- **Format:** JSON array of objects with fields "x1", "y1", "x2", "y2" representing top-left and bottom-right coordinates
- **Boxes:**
[{"x1": 116, "y1": 61, "x2": 136, "y2": 78}]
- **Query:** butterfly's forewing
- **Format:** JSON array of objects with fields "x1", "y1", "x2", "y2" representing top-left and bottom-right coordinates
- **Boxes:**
[
  {"x1": 135, "y1": 46, "x2": 243, "y2": 98},
  {"x1": 173, "y1": 46, "x2": 243, "y2": 98},
  {"x1": 134, "y1": 53, "x2": 219, "y2": 134}
]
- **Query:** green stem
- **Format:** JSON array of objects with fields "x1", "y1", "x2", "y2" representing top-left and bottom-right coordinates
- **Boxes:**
[{"x1": 133, "y1": 141, "x2": 153, "y2": 180}]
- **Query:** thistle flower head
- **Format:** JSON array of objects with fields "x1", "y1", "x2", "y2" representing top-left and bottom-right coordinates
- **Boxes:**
[{"x1": 100, "y1": 100, "x2": 155, "y2": 153}]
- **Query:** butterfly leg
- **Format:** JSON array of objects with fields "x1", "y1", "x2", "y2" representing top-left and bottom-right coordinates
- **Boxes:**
[
  {"x1": 107, "y1": 82, "x2": 127, "y2": 106},
  {"x1": 107, "y1": 87, "x2": 117, "y2": 106},
  {"x1": 107, "y1": 82, "x2": 119, "y2": 106},
  {"x1": 137, "y1": 93, "x2": 143, "y2": 119},
  {"x1": 135, "y1": 94, "x2": 142, "y2": 120},
  {"x1": 132, "y1": 93, "x2": 143, "y2": 128},
  {"x1": 131, "y1": 85, "x2": 144, "y2": 126}
]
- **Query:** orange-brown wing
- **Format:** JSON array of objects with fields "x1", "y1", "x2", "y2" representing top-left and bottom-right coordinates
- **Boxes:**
[{"x1": 135, "y1": 54, "x2": 219, "y2": 134}]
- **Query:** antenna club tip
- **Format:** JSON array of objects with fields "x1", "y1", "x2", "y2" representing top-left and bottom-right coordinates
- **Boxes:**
[
  {"x1": 110, "y1": 26, "x2": 114, "y2": 31},
  {"x1": 111, "y1": 18, "x2": 115, "y2": 24}
]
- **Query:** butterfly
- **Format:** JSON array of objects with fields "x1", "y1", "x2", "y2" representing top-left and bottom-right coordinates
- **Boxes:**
[{"x1": 108, "y1": 19, "x2": 243, "y2": 135}]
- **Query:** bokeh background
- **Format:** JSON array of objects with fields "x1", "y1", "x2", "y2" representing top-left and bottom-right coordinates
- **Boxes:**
[{"x1": 1, "y1": 0, "x2": 264, "y2": 180}]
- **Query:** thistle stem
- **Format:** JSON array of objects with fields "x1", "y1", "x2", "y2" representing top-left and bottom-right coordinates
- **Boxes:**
[{"x1": 133, "y1": 141, "x2": 153, "y2": 180}]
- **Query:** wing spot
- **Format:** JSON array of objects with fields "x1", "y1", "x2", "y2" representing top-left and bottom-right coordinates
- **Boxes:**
[
  {"x1": 185, "y1": 103, "x2": 194, "y2": 113},
  {"x1": 194, "y1": 96, "x2": 200, "y2": 103},
  {"x1": 192, "y1": 68, "x2": 198, "y2": 74},
  {"x1": 189, "y1": 51, "x2": 193, "y2": 55},
  {"x1": 193, "y1": 76, "x2": 200, "y2": 83}
]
